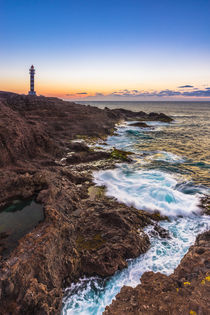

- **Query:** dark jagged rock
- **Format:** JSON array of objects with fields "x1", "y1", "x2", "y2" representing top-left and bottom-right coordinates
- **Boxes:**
[
  {"x1": 66, "y1": 150, "x2": 110, "y2": 164},
  {"x1": 148, "y1": 112, "x2": 173, "y2": 122},
  {"x1": 75, "y1": 200, "x2": 152, "y2": 277},
  {"x1": 150, "y1": 224, "x2": 171, "y2": 239},
  {"x1": 200, "y1": 195, "x2": 210, "y2": 215},
  {"x1": 129, "y1": 122, "x2": 149, "y2": 128},
  {"x1": 0, "y1": 100, "x2": 59, "y2": 167},
  {"x1": 109, "y1": 107, "x2": 173, "y2": 122},
  {"x1": 104, "y1": 230, "x2": 210, "y2": 315},
  {"x1": 67, "y1": 141, "x2": 90, "y2": 152},
  {"x1": 110, "y1": 148, "x2": 133, "y2": 162}
]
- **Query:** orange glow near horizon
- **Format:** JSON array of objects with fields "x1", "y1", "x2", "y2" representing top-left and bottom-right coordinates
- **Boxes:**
[
  {"x1": 1, "y1": 74, "x2": 210, "y2": 101},
  {"x1": 1, "y1": 84, "x2": 210, "y2": 101}
]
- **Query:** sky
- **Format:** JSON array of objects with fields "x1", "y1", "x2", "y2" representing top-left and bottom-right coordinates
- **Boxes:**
[{"x1": 1, "y1": 0, "x2": 210, "y2": 101}]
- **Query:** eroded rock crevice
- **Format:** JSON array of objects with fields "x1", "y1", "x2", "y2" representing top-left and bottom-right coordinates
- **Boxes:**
[{"x1": 104, "y1": 231, "x2": 210, "y2": 315}]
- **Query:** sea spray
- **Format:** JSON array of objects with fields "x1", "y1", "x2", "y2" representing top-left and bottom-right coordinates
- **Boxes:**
[
  {"x1": 94, "y1": 167, "x2": 201, "y2": 217},
  {"x1": 62, "y1": 215, "x2": 209, "y2": 315}
]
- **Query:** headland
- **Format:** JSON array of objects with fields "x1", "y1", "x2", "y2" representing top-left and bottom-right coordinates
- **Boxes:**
[{"x1": 0, "y1": 91, "x2": 208, "y2": 314}]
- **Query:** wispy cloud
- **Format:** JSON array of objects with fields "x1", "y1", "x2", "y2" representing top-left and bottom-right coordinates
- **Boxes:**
[
  {"x1": 107, "y1": 89, "x2": 182, "y2": 97},
  {"x1": 178, "y1": 85, "x2": 194, "y2": 88},
  {"x1": 66, "y1": 86, "x2": 210, "y2": 100},
  {"x1": 95, "y1": 92, "x2": 105, "y2": 96},
  {"x1": 65, "y1": 92, "x2": 87, "y2": 96},
  {"x1": 106, "y1": 87, "x2": 210, "y2": 98},
  {"x1": 182, "y1": 89, "x2": 210, "y2": 97}
]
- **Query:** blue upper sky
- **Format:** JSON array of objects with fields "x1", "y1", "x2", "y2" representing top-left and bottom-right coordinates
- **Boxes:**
[{"x1": 1, "y1": 0, "x2": 210, "y2": 100}]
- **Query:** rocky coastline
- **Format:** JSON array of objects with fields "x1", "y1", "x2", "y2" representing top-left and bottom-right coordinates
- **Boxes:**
[
  {"x1": 104, "y1": 231, "x2": 210, "y2": 315},
  {"x1": 0, "y1": 92, "x2": 208, "y2": 314}
]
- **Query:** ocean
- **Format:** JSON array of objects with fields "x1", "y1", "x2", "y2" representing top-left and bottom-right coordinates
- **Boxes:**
[{"x1": 62, "y1": 101, "x2": 210, "y2": 315}]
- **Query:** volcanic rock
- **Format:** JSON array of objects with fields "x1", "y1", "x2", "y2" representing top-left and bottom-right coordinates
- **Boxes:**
[
  {"x1": 129, "y1": 122, "x2": 149, "y2": 128},
  {"x1": 104, "y1": 230, "x2": 210, "y2": 315},
  {"x1": 109, "y1": 108, "x2": 173, "y2": 122},
  {"x1": 0, "y1": 92, "x2": 174, "y2": 314}
]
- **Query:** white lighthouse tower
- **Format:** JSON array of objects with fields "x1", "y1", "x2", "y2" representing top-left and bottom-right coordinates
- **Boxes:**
[{"x1": 28, "y1": 65, "x2": 36, "y2": 95}]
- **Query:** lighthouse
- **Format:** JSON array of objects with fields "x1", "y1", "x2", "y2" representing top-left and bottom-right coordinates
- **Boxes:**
[{"x1": 28, "y1": 65, "x2": 36, "y2": 95}]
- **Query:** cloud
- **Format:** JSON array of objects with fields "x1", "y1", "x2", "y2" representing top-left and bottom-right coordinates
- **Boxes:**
[
  {"x1": 65, "y1": 92, "x2": 88, "y2": 97},
  {"x1": 109, "y1": 89, "x2": 182, "y2": 97},
  {"x1": 111, "y1": 90, "x2": 141, "y2": 96},
  {"x1": 71, "y1": 86, "x2": 210, "y2": 100},
  {"x1": 178, "y1": 85, "x2": 194, "y2": 88},
  {"x1": 182, "y1": 89, "x2": 210, "y2": 97},
  {"x1": 157, "y1": 90, "x2": 181, "y2": 96},
  {"x1": 104, "y1": 87, "x2": 210, "y2": 98},
  {"x1": 95, "y1": 92, "x2": 104, "y2": 96}
]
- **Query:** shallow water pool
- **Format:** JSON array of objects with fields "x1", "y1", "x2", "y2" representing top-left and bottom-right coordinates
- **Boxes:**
[{"x1": 0, "y1": 199, "x2": 44, "y2": 256}]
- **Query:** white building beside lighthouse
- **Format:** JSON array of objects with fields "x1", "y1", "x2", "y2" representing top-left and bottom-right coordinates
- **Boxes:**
[{"x1": 28, "y1": 65, "x2": 36, "y2": 95}]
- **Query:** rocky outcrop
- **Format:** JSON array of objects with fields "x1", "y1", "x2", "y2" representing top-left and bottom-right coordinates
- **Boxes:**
[
  {"x1": 0, "y1": 100, "x2": 59, "y2": 167},
  {"x1": 0, "y1": 92, "x2": 119, "y2": 167},
  {"x1": 129, "y1": 122, "x2": 149, "y2": 128},
  {"x1": 0, "y1": 92, "x2": 173, "y2": 168},
  {"x1": 0, "y1": 92, "x2": 175, "y2": 314},
  {"x1": 107, "y1": 107, "x2": 173, "y2": 122},
  {"x1": 75, "y1": 200, "x2": 152, "y2": 277},
  {"x1": 0, "y1": 164, "x2": 168, "y2": 315},
  {"x1": 104, "y1": 230, "x2": 210, "y2": 315}
]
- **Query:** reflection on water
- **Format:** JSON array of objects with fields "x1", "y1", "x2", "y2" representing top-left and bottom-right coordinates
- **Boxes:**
[
  {"x1": 135, "y1": 124, "x2": 210, "y2": 186},
  {"x1": 0, "y1": 199, "x2": 44, "y2": 256}
]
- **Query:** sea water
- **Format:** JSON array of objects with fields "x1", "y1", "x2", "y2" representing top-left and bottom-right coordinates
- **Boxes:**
[{"x1": 62, "y1": 101, "x2": 210, "y2": 315}]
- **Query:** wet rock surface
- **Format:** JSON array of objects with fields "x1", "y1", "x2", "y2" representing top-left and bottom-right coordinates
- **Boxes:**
[
  {"x1": 129, "y1": 122, "x2": 149, "y2": 128},
  {"x1": 0, "y1": 92, "x2": 176, "y2": 314},
  {"x1": 200, "y1": 195, "x2": 210, "y2": 215},
  {"x1": 107, "y1": 107, "x2": 173, "y2": 122},
  {"x1": 104, "y1": 230, "x2": 210, "y2": 315},
  {"x1": 75, "y1": 200, "x2": 152, "y2": 277}
]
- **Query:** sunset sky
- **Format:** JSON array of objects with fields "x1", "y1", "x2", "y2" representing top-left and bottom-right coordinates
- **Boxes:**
[{"x1": 1, "y1": 0, "x2": 210, "y2": 100}]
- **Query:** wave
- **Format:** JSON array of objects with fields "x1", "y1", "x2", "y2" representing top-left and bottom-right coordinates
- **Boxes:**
[
  {"x1": 94, "y1": 167, "x2": 201, "y2": 217},
  {"x1": 62, "y1": 216, "x2": 209, "y2": 315}
]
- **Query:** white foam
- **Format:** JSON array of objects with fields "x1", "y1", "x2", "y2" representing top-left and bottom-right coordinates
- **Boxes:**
[
  {"x1": 93, "y1": 167, "x2": 201, "y2": 217},
  {"x1": 146, "y1": 121, "x2": 170, "y2": 126},
  {"x1": 62, "y1": 216, "x2": 209, "y2": 315}
]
